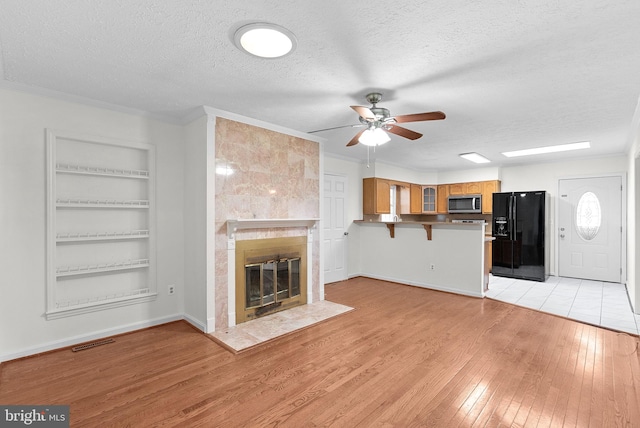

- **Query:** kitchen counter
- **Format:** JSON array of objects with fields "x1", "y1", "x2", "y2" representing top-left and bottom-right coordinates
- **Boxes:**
[
  {"x1": 354, "y1": 220, "x2": 486, "y2": 240},
  {"x1": 354, "y1": 220, "x2": 485, "y2": 226},
  {"x1": 353, "y1": 220, "x2": 488, "y2": 298}
]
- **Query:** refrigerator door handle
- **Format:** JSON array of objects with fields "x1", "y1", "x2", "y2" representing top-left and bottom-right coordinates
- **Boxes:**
[
  {"x1": 508, "y1": 195, "x2": 513, "y2": 240},
  {"x1": 511, "y1": 195, "x2": 517, "y2": 241}
]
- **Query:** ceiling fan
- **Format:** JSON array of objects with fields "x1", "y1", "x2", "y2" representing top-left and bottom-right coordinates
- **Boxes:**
[{"x1": 336, "y1": 93, "x2": 446, "y2": 147}]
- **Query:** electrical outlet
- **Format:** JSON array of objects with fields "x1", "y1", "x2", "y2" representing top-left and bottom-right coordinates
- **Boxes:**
[
  {"x1": 168, "y1": 285, "x2": 175, "y2": 295},
  {"x1": 429, "y1": 264, "x2": 435, "y2": 271}
]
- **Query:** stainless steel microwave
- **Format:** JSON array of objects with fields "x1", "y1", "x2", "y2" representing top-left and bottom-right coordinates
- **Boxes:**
[{"x1": 448, "y1": 194, "x2": 482, "y2": 213}]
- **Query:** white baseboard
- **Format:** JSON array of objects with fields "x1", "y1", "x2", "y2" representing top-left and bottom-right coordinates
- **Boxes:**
[
  {"x1": 347, "y1": 274, "x2": 484, "y2": 298},
  {"x1": 183, "y1": 313, "x2": 207, "y2": 332},
  {"x1": 1, "y1": 314, "x2": 183, "y2": 363}
]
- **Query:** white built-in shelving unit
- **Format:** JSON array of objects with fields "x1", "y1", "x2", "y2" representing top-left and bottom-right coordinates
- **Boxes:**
[{"x1": 46, "y1": 130, "x2": 157, "y2": 319}]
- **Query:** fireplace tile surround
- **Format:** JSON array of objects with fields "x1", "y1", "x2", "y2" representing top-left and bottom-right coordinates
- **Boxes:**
[{"x1": 214, "y1": 118, "x2": 320, "y2": 331}]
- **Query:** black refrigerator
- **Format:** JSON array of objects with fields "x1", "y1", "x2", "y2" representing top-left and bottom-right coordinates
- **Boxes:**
[{"x1": 492, "y1": 191, "x2": 549, "y2": 282}]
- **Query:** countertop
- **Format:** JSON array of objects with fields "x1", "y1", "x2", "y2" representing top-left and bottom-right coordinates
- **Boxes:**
[{"x1": 354, "y1": 219, "x2": 485, "y2": 226}]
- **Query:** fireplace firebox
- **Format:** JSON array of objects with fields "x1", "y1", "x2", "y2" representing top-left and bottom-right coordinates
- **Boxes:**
[{"x1": 235, "y1": 236, "x2": 307, "y2": 324}]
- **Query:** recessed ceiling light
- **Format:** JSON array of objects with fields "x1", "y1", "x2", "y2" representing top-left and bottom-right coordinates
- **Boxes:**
[
  {"x1": 502, "y1": 141, "x2": 590, "y2": 158},
  {"x1": 459, "y1": 152, "x2": 491, "y2": 164},
  {"x1": 234, "y1": 23, "x2": 297, "y2": 58}
]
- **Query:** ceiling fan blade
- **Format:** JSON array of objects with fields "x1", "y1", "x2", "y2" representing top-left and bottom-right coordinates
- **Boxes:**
[
  {"x1": 351, "y1": 105, "x2": 376, "y2": 120},
  {"x1": 346, "y1": 129, "x2": 365, "y2": 146},
  {"x1": 393, "y1": 111, "x2": 446, "y2": 123},
  {"x1": 386, "y1": 125, "x2": 423, "y2": 140},
  {"x1": 308, "y1": 124, "x2": 363, "y2": 133}
]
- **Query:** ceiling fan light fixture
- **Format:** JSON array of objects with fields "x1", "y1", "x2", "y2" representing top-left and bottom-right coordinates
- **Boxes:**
[
  {"x1": 234, "y1": 23, "x2": 296, "y2": 58},
  {"x1": 359, "y1": 128, "x2": 390, "y2": 146},
  {"x1": 459, "y1": 152, "x2": 491, "y2": 164}
]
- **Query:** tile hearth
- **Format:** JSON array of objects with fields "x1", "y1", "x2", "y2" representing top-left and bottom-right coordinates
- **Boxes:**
[{"x1": 208, "y1": 300, "x2": 354, "y2": 353}]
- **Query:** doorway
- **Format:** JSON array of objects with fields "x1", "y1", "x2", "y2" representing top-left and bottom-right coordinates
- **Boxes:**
[
  {"x1": 557, "y1": 176, "x2": 624, "y2": 282},
  {"x1": 323, "y1": 173, "x2": 348, "y2": 284}
]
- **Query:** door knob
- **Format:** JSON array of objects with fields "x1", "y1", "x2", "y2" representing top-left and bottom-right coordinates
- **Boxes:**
[
  {"x1": 560, "y1": 227, "x2": 565, "y2": 231},
  {"x1": 343, "y1": 232, "x2": 349, "y2": 236},
  {"x1": 560, "y1": 234, "x2": 565, "y2": 238}
]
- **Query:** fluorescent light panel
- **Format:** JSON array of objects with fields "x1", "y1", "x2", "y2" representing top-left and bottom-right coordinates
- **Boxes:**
[
  {"x1": 459, "y1": 152, "x2": 491, "y2": 164},
  {"x1": 502, "y1": 141, "x2": 590, "y2": 158}
]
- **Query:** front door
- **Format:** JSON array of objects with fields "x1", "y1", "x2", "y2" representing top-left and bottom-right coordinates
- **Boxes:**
[
  {"x1": 323, "y1": 174, "x2": 348, "y2": 284},
  {"x1": 558, "y1": 176, "x2": 623, "y2": 282}
]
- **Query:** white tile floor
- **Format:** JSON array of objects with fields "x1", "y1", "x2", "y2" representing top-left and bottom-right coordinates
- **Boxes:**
[{"x1": 486, "y1": 274, "x2": 640, "y2": 335}]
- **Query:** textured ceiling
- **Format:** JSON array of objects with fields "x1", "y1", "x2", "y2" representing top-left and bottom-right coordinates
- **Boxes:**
[{"x1": 1, "y1": 1, "x2": 640, "y2": 170}]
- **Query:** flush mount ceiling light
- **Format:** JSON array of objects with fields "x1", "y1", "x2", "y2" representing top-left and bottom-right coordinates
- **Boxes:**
[
  {"x1": 234, "y1": 23, "x2": 297, "y2": 58},
  {"x1": 459, "y1": 152, "x2": 491, "y2": 164},
  {"x1": 358, "y1": 128, "x2": 391, "y2": 146},
  {"x1": 502, "y1": 141, "x2": 590, "y2": 158}
]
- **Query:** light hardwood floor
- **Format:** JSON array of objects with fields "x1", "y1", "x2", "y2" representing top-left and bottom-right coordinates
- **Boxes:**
[{"x1": 2, "y1": 277, "x2": 640, "y2": 427}]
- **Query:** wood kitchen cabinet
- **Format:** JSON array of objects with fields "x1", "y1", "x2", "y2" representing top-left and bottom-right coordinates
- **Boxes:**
[
  {"x1": 465, "y1": 182, "x2": 483, "y2": 194},
  {"x1": 410, "y1": 184, "x2": 423, "y2": 214},
  {"x1": 448, "y1": 183, "x2": 465, "y2": 195},
  {"x1": 437, "y1": 184, "x2": 449, "y2": 213},
  {"x1": 422, "y1": 185, "x2": 437, "y2": 213},
  {"x1": 449, "y1": 181, "x2": 482, "y2": 195},
  {"x1": 363, "y1": 178, "x2": 391, "y2": 214},
  {"x1": 364, "y1": 177, "x2": 500, "y2": 215},
  {"x1": 481, "y1": 180, "x2": 501, "y2": 214}
]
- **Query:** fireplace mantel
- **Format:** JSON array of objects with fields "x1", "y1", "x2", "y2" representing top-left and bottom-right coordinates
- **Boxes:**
[{"x1": 227, "y1": 218, "x2": 320, "y2": 241}]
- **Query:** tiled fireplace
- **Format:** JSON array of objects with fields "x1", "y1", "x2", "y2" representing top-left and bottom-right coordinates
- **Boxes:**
[{"x1": 214, "y1": 117, "x2": 320, "y2": 331}]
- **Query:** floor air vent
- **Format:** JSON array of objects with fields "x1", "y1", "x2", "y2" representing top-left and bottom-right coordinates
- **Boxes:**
[{"x1": 71, "y1": 338, "x2": 115, "y2": 352}]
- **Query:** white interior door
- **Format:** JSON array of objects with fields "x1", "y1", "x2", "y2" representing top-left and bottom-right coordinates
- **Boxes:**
[
  {"x1": 558, "y1": 176, "x2": 623, "y2": 282},
  {"x1": 323, "y1": 173, "x2": 348, "y2": 284}
]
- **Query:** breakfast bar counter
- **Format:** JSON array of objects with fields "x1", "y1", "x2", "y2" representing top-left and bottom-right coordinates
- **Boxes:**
[{"x1": 352, "y1": 220, "x2": 488, "y2": 298}]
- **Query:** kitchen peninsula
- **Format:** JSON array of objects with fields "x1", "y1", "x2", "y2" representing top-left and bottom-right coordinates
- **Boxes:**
[{"x1": 354, "y1": 220, "x2": 490, "y2": 297}]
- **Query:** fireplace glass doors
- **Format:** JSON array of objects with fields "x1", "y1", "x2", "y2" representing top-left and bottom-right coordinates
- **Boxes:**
[
  {"x1": 245, "y1": 257, "x2": 300, "y2": 310},
  {"x1": 235, "y1": 236, "x2": 307, "y2": 324}
]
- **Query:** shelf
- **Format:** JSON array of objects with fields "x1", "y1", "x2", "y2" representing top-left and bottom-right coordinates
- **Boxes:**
[
  {"x1": 55, "y1": 287, "x2": 152, "y2": 309},
  {"x1": 227, "y1": 218, "x2": 320, "y2": 240},
  {"x1": 56, "y1": 230, "x2": 149, "y2": 243},
  {"x1": 56, "y1": 163, "x2": 149, "y2": 179},
  {"x1": 56, "y1": 199, "x2": 149, "y2": 209},
  {"x1": 47, "y1": 129, "x2": 157, "y2": 318},
  {"x1": 46, "y1": 289, "x2": 157, "y2": 320},
  {"x1": 56, "y1": 258, "x2": 150, "y2": 277}
]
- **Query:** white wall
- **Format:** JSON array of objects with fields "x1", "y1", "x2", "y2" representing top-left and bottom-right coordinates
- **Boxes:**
[
  {"x1": 499, "y1": 156, "x2": 627, "y2": 193},
  {"x1": 628, "y1": 139, "x2": 639, "y2": 312},
  {"x1": 364, "y1": 160, "x2": 438, "y2": 184},
  {"x1": 437, "y1": 166, "x2": 501, "y2": 184},
  {"x1": 182, "y1": 114, "x2": 209, "y2": 330},
  {"x1": 0, "y1": 88, "x2": 185, "y2": 361},
  {"x1": 356, "y1": 223, "x2": 485, "y2": 297}
]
